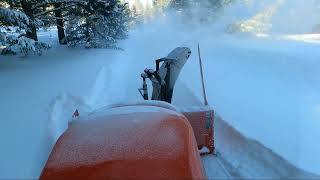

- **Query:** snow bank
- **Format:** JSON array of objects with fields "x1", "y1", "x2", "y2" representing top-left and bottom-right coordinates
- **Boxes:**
[
  {"x1": 48, "y1": 93, "x2": 91, "y2": 143},
  {"x1": 203, "y1": 116, "x2": 320, "y2": 179},
  {"x1": 0, "y1": 33, "x2": 121, "y2": 178}
]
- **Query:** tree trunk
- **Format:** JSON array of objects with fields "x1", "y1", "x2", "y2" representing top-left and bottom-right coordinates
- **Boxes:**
[
  {"x1": 85, "y1": 17, "x2": 90, "y2": 44},
  {"x1": 8, "y1": 1, "x2": 14, "y2": 8},
  {"x1": 21, "y1": 0, "x2": 38, "y2": 41},
  {"x1": 54, "y1": 3, "x2": 66, "y2": 44}
]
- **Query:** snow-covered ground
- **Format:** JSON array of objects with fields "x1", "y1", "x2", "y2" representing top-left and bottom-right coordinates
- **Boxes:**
[
  {"x1": 1, "y1": 0, "x2": 320, "y2": 179},
  {"x1": 0, "y1": 30, "x2": 124, "y2": 178}
]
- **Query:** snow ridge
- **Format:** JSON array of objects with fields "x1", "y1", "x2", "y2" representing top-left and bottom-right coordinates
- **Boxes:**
[
  {"x1": 88, "y1": 66, "x2": 112, "y2": 109},
  {"x1": 48, "y1": 93, "x2": 91, "y2": 144},
  {"x1": 202, "y1": 116, "x2": 320, "y2": 179}
]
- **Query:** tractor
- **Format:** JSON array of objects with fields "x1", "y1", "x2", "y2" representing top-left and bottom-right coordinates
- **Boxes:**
[{"x1": 40, "y1": 46, "x2": 215, "y2": 180}]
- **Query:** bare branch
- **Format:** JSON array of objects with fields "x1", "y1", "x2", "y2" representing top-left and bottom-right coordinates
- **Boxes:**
[
  {"x1": 32, "y1": 0, "x2": 87, "y2": 10},
  {"x1": 39, "y1": 16, "x2": 66, "y2": 20},
  {"x1": 34, "y1": 3, "x2": 77, "y2": 17}
]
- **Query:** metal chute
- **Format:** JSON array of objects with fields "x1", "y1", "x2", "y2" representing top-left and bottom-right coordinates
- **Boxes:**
[{"x1": 139, "y1": 47, "x2": 191, "y2": 103}]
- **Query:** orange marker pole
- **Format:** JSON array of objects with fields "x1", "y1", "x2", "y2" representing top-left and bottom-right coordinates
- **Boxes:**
[{"x1": 198, "y1": 43, "x2": 208, "y2": 106}]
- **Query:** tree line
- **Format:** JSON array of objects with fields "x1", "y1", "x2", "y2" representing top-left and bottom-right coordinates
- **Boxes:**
[{"x1": 0, "y1": 0, "x2": 131, "y2": 56}]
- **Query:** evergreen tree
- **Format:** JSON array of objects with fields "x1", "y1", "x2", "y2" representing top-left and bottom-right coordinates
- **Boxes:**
[
  {"x1": 1, "y1": 0, "x2": 131, "y2": 55},
  {"x1": 65, "y1": 0, "x2": 130, "y2": 49},
  {"x1": 34, "y1": 0, "x2": 70, "y2": 44},
  {"x1": 0, "y1": 0, "x2": 50, "y2": 56}
]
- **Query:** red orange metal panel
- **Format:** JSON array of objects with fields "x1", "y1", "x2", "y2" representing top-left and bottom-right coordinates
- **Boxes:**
[
  {"x1": 40, "y1": 105, "x2": 206, "y2": 180},
  {"x1": 182, "y1": 109, "x2": 215, "y2": 155}
]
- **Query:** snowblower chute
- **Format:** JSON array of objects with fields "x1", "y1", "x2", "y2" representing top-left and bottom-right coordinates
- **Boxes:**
[
  {"x1": 139, "y1": 47, "x2": 191, "y2": 103},
  {"x1": 139, "y1": 47, "x2": 215, "y2": 154}
]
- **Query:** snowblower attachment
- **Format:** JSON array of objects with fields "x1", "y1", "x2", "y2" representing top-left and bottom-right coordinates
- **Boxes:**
[
  {"x1": 139, "y1": 47, "x2": 191, "y2": 103},
  {"x1": 139, "y1": 47, "x2": 215, "y2": 155}
]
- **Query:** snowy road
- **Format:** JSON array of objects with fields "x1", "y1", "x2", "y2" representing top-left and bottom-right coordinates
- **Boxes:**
[
  {"x1": 204, "y1": 116, "x2": 319, "y2": 179},
  {"x1": 174, "y1": 81, "x2": 319, "y2": 179}
]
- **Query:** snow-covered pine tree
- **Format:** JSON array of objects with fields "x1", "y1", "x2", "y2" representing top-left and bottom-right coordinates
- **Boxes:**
[
  {"x1": 65, "y1": 0, "x2": 130, "y2": 49},
  {"x1": 169, "y1": 0, "x2": 189, "y2": 12},
  {"x1": 33, "y1": 0, "x2": 69, "y2": 45},
  {"x1": 0, "y1": 0, "x2": 50, "y2": 56}
]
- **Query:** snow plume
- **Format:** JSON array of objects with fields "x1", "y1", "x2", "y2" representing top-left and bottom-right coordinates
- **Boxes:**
[
  {"x1": 271, "y1": 0, "x2": 320, "y2": 34},
  {"x1": 87, "y1": 65, "x2": 114, "y2": 109},
  {"x1": 226, "y1": 0, "x2": 286, "y2": 35},
  {"x1": 166, "y1": 0, "x2": 320, "y2": 35},
  {"x1": 222, "y1": 0, "x2": 320, "y2": 35},
  {"x1": 119, "y1": 0, "x2": 320, "y2": 175}
]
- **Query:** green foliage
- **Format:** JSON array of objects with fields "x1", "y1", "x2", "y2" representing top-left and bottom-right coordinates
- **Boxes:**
[
  {"x1": 0, "y1": 0, "x2": 50, "y2": 56},
  {"x1": 65, "y1": 0, "x2": 130, "y2": 49},
  {"x1": 0, "y1": 0, "x2": 131, "y2": 56},
  {"x1": 1, "y1": 35, "x2": 50, "y2": 56}
]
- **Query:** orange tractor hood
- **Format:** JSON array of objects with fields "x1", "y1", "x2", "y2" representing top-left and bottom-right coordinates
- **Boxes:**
[{"x1": 40, "y1": 102, "x2": 206, "y2": 180}]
